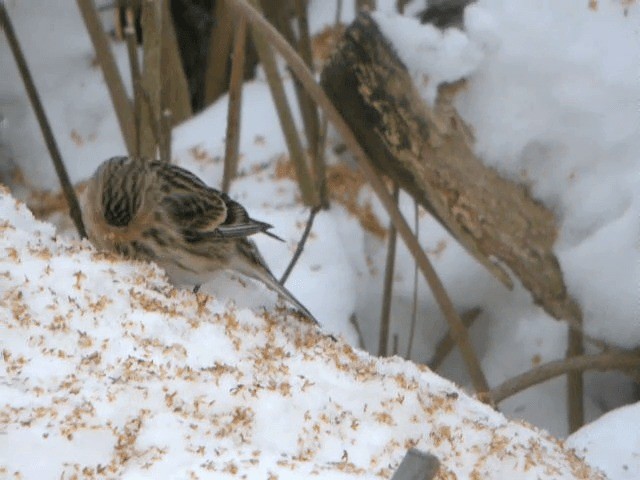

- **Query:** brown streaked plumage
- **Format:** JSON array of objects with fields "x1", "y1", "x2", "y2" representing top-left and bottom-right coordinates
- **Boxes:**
[{"x1": 81, "y1": 156, "x2": 317, "y2": 324}]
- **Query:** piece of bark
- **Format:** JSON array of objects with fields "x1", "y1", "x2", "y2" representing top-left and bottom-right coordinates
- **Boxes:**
[{"x1": 320, "y1": 13, "x2": 581, "y2": 323}]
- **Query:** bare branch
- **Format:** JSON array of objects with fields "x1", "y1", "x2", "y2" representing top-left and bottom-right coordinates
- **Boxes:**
[
  {"x1": 490, "y1": 351, "x2": 640, "y2": 404},
  {"x1": 280, "y1": 205, "x2": 320, "y2": 285}
]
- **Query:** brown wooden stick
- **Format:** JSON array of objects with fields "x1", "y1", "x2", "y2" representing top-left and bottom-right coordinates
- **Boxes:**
[
  {"x1": 490, "y1": 351, "x2": 640, "y2": 404},
  {"x1": 226, "y1": 0, "x2": 491, "y2": 396},
  {"x1": 76, "y1": 0, "x2": 135, "y2": 155},
  {"x1": 221, "y1": 15, "x2": 247, "y2": 193},
  {"x1": 1, "y1": 3, "x2": 87, "y2": 239},
  {"x1": 379, "y1": 183, "x2": 399, "y2": 357}
]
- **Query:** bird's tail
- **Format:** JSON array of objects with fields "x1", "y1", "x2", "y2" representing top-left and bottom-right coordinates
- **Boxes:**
[{"x1": 233, "y1": 239, "x2": 319, "y2": 325}]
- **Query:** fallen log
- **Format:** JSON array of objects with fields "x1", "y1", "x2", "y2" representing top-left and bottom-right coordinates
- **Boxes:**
[{"x1": 320, "y1": 13, "x2": 581, "y2": 324}]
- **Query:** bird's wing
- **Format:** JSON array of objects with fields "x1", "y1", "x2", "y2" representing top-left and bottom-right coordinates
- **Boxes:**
[{"x1": 155, "y1": 162, "x2": 276, "y2": 241}]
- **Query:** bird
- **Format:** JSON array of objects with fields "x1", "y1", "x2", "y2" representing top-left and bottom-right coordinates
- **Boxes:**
[{"x1": 81, "y1": 155, "x2": 318, "y2": 324}]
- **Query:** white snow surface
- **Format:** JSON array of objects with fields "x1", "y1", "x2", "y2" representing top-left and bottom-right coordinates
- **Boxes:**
[
  {"x1": 567, "y1": 401, "x2": 640, "y2": 480},
  {"x1": 0, "y1": 187, "x2": 602, "y2": 478},
  {"x1": 1, "y1": 0, "x2": 639, "y2": 477}
]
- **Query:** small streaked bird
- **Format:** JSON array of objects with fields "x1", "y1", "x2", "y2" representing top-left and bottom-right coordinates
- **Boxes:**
[{"x1": 81, "y1": 156, "x2": 317, "y2": 324}]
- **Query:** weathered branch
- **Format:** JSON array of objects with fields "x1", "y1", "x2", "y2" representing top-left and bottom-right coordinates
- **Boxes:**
[{"x1": 490, "y1": 351, "x2": 640, "y2": 404}]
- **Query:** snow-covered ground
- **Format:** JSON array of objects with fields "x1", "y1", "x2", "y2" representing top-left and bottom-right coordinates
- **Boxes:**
[
  {"x1": 0, "y1": 189, "x2": 604, "y2": 478},
  {"x1": 1, "y1": 0, "x2": 638, "y2": 478}
]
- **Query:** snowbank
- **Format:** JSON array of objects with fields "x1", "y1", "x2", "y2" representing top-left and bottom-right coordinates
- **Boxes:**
[{"x1": 0, "y1": 188, "x2": 603, "y2": 478}]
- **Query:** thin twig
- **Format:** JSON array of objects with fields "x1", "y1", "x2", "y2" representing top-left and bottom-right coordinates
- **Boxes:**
[
  {"x1": 222, "y1": 14, "x2": 247, "y2": 193},
  {"x1": 489, "y1": 351, "x2": 640, "y2": 404},
  {"x1": 406, "y1": 201, "x2": 420, "y2": 359},
  {"x1": 76, "y1": 0, "x2": 136, "y2": 155},
  {"x1": 428, "y1": 308, "x2": 482, "y2": 370},
  {"x1": 280, "y1": 204, "x2": 320, "y2": 285},
  {"x1": 0, "y1": 4, "x2": 87, "y2": 239},
  {"x1": 247, "y1": 0, "x2": 319, "y2": 207},
  {"x1": 379, "y1": 183, "x2": 399, "y2": 357},
  {"x1": 228, "y1": 0, "x2": 491, "y2": 397}
]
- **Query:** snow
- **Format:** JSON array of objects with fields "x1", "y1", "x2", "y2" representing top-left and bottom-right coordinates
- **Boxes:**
[
  {"x1": 1, "y1": 0, "x2": 639, "y2": 478},
  {"x1": 0, "y1": 187, "x2": 602, "y2": 478},
  {"x1": 568, "y1": 401, "x2": 640, "y2": 480}
]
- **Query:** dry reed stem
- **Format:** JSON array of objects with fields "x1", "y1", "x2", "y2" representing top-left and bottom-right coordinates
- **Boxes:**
[
  {"x1": 247, "y1": 0, "x2": 318, "y2": 207},
  {"x1": 229, "y1": 0, "x2": 490, "y2": 397},
  {"x1": 0, "y1": 3, "x2": 87, "y2": 239},
  {"x1": 76, "y1": 0, "x2": 135, "y2": 155},
  {"x1": 222, "y1": 15, "x2": 247, "y2": 193}
]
